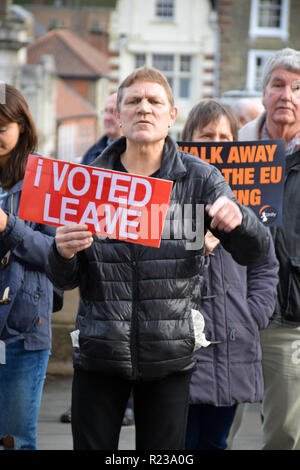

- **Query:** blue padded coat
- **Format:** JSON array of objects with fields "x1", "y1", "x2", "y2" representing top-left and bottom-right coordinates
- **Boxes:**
[{"x1": 0, "y1": 178, "x2": 55, "y2": 350}]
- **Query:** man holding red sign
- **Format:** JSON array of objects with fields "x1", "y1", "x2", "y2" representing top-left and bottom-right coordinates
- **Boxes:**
[{"x1": 46, "y1": 67, "x2": 271, "y2": 450}]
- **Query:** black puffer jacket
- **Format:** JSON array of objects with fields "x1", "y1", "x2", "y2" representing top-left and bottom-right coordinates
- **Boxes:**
[{"x1": 46, "y1": 136, "x2": 270, "y2": 380}]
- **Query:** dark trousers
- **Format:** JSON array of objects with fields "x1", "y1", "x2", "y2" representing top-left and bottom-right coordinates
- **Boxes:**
[
  {"x1": 71, "y1": 368, "x2": 192, "y2": 450},
  {"x1": 185, "y1": 403, "x2": 238, "y2": 450}
]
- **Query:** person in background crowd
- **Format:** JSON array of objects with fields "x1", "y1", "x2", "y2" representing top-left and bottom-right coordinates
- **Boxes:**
[
  {"x1": 239, "y1": 47, "x2": 300, "y2": 450},
  {"x1": 224, "y1": 97, "x2": 264, "y2": 129},
  {"x1": 182, "y1": 99, "x2": 279, "y2": 450},
  {"x1": 46, "y1": 67, "x2": 270, "y2": 450},
  {"x1": 81, "y1": 92, "x2": 122, "y2": 166},
  {"x1": 0, "y1": 84, "x2": 56, "y2": 450}
]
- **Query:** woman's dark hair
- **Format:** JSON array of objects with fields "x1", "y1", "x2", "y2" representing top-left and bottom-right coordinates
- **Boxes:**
[
  {"x1": 181, "y1": 98, "x2": 238, "y2": 141},
  {"x1": 0, "y1": 84, "x2": 38, "y2": 189}
]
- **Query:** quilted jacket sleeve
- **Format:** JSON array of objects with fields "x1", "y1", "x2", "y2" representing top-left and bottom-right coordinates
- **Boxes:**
[
  {"x1": 203, "y1": 166, "x2": 271, "y2": 266},
  {"x1": 46, "y1": 242, "x2": 81, "y2": 290},
  {"x1": 213, "y1": 205, "x2": 271, "y2": 266},
  {"x1": 0, "y1": 214, "x2": 55, "y2": 269}
]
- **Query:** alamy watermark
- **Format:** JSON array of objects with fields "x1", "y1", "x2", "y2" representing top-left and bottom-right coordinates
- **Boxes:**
[
  {"x1": 93, "y1": 203, "x2": 205, "y2": 250},
  {"x1": 161, "y1": 203, "x2": 204, "y2": 250}
]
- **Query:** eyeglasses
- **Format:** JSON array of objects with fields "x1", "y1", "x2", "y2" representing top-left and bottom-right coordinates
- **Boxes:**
[{"x1": 270, "y1": 79, "x2": 300, "y2": 103}]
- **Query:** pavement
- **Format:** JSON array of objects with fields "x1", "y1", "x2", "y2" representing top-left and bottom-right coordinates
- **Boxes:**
[{"x1": 36, "y1": 373, "x2": 264, "y2": 451}]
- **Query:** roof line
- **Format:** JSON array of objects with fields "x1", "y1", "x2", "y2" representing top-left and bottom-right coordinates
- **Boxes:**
[
  {"x1": 29, "y1": 28, "x2": 108, "y2": 76},
  {"x1": 54, "y1": 29, "x2": 108, "y2": 75}
]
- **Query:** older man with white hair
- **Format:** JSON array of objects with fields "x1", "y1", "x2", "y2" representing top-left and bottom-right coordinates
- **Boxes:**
[
  {"x1": 239, "y1": 47, "x2": 300, "y2": 450},
  {"x1": 231, "y1": 98, "x2": 264, "y2": 128}
]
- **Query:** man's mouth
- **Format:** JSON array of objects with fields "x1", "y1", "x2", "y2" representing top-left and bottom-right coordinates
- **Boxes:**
[{"x1": 276, "y1": 107, "x2": 293, "y2": 113}]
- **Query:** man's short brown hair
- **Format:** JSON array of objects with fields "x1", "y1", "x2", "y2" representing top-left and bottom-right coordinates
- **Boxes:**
[{"x1": 117, "y1": 67, "x2": 175, "y2": 111}]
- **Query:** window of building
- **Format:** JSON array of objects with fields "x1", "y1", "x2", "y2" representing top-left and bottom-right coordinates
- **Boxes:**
[
  {"x1": 58, "y1": 124, "x2": 76, "y2": 162},
  {"x1": 247, "y1": 49, "x2": 274, "y2": 92},
  {"x1": 155, "y1": 0, "x2": 175, "y2": 20},
  {"x1": 133, "y1": 53, "x2": 192, "y2": 100},
  {"x1": 135, "y1": 54, "x2": 146, "y2": 68},
  {"x1": 249, "y1": 0, "x2": 289, "y2": 40},
  {"x1": 179, "y1": 55, "x2": 191, "y2": 98},
  {"x1": 153, "y1": 54, "x2": 192, "y2": 99},
  {"x1": 153, "y1": 54, "x2": 175, "y2": 89}
]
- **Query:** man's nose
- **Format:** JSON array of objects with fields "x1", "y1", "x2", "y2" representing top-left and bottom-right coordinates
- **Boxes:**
[
  {"x1": 137, "y1": 98, "x2": 151, "y2": 113},
  {"x1": 104, "y1": 112, "x2": 116, "y2": 123},
  {"x1": 281, "y1": 85, "x2": 293, "y2": 101}
]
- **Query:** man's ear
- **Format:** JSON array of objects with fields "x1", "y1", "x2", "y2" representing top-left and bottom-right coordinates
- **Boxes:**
[
  {"x1": 170, "y1": 106, "x2": 178, "y2": 126},
  {"x1": 262, "y1": 89, "x2": 267, "y2": 108},
  {"x1": 114, "y1": 108, "x2": 121, "y2": 127}
]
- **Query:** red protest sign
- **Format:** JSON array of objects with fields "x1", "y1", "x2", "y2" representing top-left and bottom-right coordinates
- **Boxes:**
[{"x1": 19, "y1": 154, "x2": 173, "y2": 247}]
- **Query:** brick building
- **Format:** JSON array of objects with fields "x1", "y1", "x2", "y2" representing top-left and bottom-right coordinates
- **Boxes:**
[
  {"x1": 217, "y1": 0, "x2": 300, "y2": 96},
  {"x1": 20, "y1": 0, "x2": 116, "y2": 53},
  {"x1": 27, "y1": 28, "x2": 109, "y2": 109}
]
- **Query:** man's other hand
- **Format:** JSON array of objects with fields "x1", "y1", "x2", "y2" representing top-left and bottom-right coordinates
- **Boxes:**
[{"x1": 206, "y1": 196, "x2": 242, "y2": 233}]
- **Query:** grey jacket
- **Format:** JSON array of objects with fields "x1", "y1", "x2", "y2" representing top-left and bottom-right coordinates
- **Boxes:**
[{"x1": 239, "y1": 114, "x2": 300, "y2": 324}]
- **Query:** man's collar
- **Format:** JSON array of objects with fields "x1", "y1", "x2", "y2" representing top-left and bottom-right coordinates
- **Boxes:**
[
  {"x1": 262, "y1": 120, "x2": 300, "y2": 155},
  {"x1": 92, "y1": 136, "x2": 187, "y2": 181}
]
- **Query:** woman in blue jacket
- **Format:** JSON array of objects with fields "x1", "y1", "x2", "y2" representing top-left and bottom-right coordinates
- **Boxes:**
[
  {"x1": 182, "y1": 99, "x2": 279, "y2": 450},
  {"x1": 0, "y1": 85, "x2": 56, "y2": 450}
]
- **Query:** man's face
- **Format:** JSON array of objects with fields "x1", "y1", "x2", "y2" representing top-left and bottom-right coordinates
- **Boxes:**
[
  {"x1": 103, "y1": 94, "x2": 122, "y2": 141},
  {"x1": 116, "y1": 80, "x2": 177, "y2": 145},
  {"x1": 263, "y1": 67, "x2": 300, "y2": 128}
]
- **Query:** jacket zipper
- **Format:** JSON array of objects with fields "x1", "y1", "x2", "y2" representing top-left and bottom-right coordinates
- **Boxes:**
[
  {"x1": 219, "y1": 249, "x2": 232, "y2": 404},
  {"x1": 131, "y1": 246, "x2": 139, "y2": 379}
]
